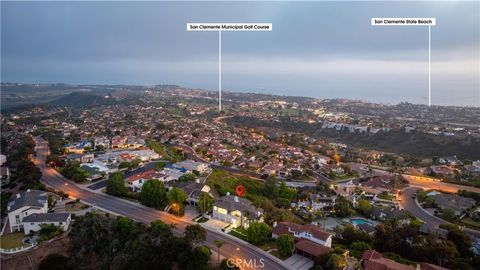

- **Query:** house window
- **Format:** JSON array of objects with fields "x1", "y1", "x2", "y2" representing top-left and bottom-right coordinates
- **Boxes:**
[
  {"x1": 59, "y1": 222, "x2": 63, "y2": 225},
  {"x1": 25, "y1": 212, "x2": 28, "y2": 216},
  {"x1": 31, "y1": 223, "x2": 34, "y2": 225}
]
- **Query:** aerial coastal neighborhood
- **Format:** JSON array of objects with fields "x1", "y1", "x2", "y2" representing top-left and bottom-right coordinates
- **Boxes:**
[{"x1": 1, "y1": 85, "x2": 479, "y2": 270}]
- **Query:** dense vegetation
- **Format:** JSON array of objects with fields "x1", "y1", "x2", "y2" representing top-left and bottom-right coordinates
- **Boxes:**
[
  {"x1": 1, "y1": 135, "x2": 43, "y2": 190},
  {"x1": 64, "y1": 213, "x2": 211, "y2": 270},
  {"x1": 146, "y1": 139, "x2": 185, "y2": 162},
  {"x1": 334, "y1": 222, "x2": 479, "y2": 269}
]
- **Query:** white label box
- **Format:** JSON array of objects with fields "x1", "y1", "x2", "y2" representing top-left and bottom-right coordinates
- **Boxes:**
[
  {"x1": 187, "y1": 23, "x2": 272, "y2": 31},
  {"x1": 371, "y1": 18, "x2": 436, "y2": 26}
]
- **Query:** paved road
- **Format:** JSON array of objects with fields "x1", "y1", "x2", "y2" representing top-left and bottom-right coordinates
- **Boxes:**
[
  {"x1": 403, "y1": 175, "x2": 480, "y2": 193},
  {"x1": 399, "y1": 187, "x2": 480, "y2": 239},
  {"x1": 33, "y1": 136, "x2": 287, "y2": 270}
]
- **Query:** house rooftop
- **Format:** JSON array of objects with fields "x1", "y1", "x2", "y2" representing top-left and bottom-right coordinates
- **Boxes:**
[
  {"x1": 23, "y1": 213, "x2": 71, "y2": 223},
  {"x1": 362, "y1": 250, "x2": 414, "y2": 270},
  {"x1": 272, "y1": 221, "x2": 331, "y2": 241},
  {"x1": 214, "y1": 195, "x2": 262, "y2": 217},
  {"x1": 7, "y1": 190, "x2": 47, "y2": 212},
  {"x1": 295, "y1": 239, "x2": 331, "y2": 257}
]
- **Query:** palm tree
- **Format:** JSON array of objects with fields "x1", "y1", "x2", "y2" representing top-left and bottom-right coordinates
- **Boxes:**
[{"x1": 214, "y1": 239, "x2": 224, "y2": 261}]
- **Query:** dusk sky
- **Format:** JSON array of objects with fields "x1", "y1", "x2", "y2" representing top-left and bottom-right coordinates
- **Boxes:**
[{"x1": 1, "y1": 1, "x2": 479, "y2": 106}]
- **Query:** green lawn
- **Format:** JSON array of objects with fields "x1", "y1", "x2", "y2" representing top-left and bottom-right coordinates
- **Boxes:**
[
  {"x1": 257, "y1": 239, "x2": 277, "y2": 251},
  {"x1": 228, "y1": 229, "x2": 248, "y2": 242},
  {"x1": 0, "y1": 232, "x2": 25, "y2": 249},
  {"x1": 206, "y1": 169, "x2": 264, "y2": 202}
]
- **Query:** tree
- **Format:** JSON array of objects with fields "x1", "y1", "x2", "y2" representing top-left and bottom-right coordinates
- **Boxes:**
[
  {"x1": 185, "y1": 224, "x2": 207, "y2": 245},
  {"x1": 38, "y1": 224, "x2": 64, "y2": 241},
  {"x1": 246, "y1": 222, "x2": 271, "y2": 244},
  {"x1": 275, "y1": 234, "x2": 294, "y2": 258},
  {"x1": 442, "y1": 208, "x2": 456, "y2": 221},
  {"x1": 167, "y1": 187, "x2": 187, "y2": 216},
  {"x1": 214, "y1": 239, "x2": 224, "y2": 261},
  {"x1": 262, "y1": 176, "x2": 279, "y2": 198},
  {"x1": 350, "y1": 241, "x2": 371, "y2": 253},
  {"x1": 333, "y1": 196, "x2": 353, "y2": 217},
  {"x1": 357, "y1": 199, "x2": 373, "y2": 217},
  {"x1": 139, "y1": 179, "x2": 167, "y2": 209},
  {"x1": 106, "y1": 172, "x2": 126, "y2": 196},
  {"x1": 197, "y1": 192, "x2": 214, "y2": 214},
  {"x1": 178, "y1": 173, "x2": 196, "y2": 182},
  {"x1": 341, "y1": 224, "x2": 372, "y2": 245},
  {"x1": 447, "y1": 228, "x2": 472, "y2": 257},
  {"x1": 95, "y1": 144, "x2": 105, "y2": 151},
  {"x1": 38, "y1": 253, "x2": 69, "y2": 270},
  {"x1": 326, "y1": 254, "x2": 347, "y2": 270},
  {"x1": 69, "y1": 213, "x2": 211, "y2": 270}
]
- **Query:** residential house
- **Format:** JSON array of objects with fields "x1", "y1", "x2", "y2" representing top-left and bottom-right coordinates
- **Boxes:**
[
  {"x1": 65, "y1": 140, "x2": 92, "y2": 154},
  {"x1": 464, "y1": 164, "x2": 480, "y2": 177},
  {"x1": 67, "y1": 153, "x2": 94, "y2": 163},
  {"x1": 439, "y1": 156, "x2": 461, "y2": 166},
  {"x1": 428, "y1": 166, "x2": 455, "y2": 177},
  {"x1": 7, "y1": 190, "x2": 48, "y2": 232},
  {"x1": 173, "y1": 160, "x2": 210, "y2": 174},
  {"x1": 125, "y1": 169, "x2": 164, "y2": 192},
  {"x1": 23, "y1": 213, "x2": 71, "y2": 235},
  {"x1": 272, "y1": 221, "x2": 332, "y2": 259},
  {"x1": 94, "y1": 137, "x2": 111, "y2": 149},
  {"x1": 371, "y1": 206, "x2": 409, "y2": 224},
  {"x1": 433, "y1": 193, "x2": 476, "y2": 216},
  {"x1": 5, "y1": 190, "x2": 69, "y2": 234},
  {"x1": 361, "y1": 250, "x2": 448, "y2": 270},
  {"x1": 212, "y1": 194, "x2": 263, "y2": 229},
  {"x1": 310, "y1": 194, "x2": 336, "y2": 212},
  {"x1": 178, "y1": 180, "x2": 218, "y2": 206},
  {"x1": 361, "y1": 250, "x2": 414, "y2": 270}
]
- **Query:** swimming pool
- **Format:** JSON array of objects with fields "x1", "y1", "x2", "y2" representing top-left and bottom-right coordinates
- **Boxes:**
[{"x1": 350, "y1": 218, "x2": 372, "y2": 226}]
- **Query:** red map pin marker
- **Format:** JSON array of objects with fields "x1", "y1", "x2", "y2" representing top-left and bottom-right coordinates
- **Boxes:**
[{"x1": 235, "y1": 185, "x2": 245, "y2": 197}]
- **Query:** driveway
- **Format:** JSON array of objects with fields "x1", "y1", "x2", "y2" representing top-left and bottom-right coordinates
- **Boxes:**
[{"x1": 284, "y1": 254, "x2": 313, "y2": 270}]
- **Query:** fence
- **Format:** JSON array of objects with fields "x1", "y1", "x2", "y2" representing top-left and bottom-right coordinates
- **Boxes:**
[{"x1": 0, "y1": 242, "x2": 37, "y2": 254}]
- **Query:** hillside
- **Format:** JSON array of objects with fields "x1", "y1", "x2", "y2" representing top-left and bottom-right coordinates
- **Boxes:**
[{"x1": 227, "y1": 116, "x2": 480, "y2": 160}]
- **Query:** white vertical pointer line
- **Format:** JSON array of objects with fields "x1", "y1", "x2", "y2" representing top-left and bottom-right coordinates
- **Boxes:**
[
  {"x1": 428, "y1": 25, "x2": 431, "y2": 107},
  {"x1": 218, "y1": 30, "x2": 222, "y2": 112}
]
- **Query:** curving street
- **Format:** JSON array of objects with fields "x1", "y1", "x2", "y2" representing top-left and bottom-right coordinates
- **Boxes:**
[
  {"x1": 33, "y1": 136, "x2": 287, "y2": 270},
  {"x1": 399, "y1": 187, "x2": 480, "y2": 239}
]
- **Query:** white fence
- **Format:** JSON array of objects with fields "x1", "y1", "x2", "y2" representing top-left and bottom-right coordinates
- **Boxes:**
[{"x1": 0, "y1": 242, "x2": 37, "y2": 254}]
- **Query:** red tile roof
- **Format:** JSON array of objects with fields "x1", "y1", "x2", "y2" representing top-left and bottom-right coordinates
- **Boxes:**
[
  {"x1": 126, "y1": 169, "x2": 162, "y2": 183},
  {"x1": 362, "y1": 250, "x2": 415, "y2": 270},
  {"x1": 295, "y1": 239, "x2": 331, "y2": 257}
]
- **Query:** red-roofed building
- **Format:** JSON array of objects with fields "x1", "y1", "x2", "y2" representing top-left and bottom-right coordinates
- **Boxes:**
[
  {"x1": 272, "y1": 221, "x2": 332, "y2": 260},
  {"x1": 295, "y1": 239, "x2": 331, "y2": 259},
  {"x1": 125, "y1": 169, "x2": 163, "y2": 192},
  {"x1": 361, "y1": 250, "x2": 415, "y2": 270}
]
